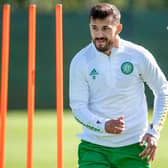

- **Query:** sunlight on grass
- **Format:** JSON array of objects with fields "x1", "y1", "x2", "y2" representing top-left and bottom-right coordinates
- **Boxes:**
[{"x1": 5, "y1": 110, "x2": 168, "y2": 168}]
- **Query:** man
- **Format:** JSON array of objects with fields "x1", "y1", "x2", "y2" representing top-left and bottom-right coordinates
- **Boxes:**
[{"x1": 69, "y1": 3, "x2": 168, "y2": 168}]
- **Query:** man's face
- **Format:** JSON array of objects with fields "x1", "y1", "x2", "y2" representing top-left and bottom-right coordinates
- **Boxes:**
[{"x1": 89, "y1": 16, "x2": 121, "y2": 53}]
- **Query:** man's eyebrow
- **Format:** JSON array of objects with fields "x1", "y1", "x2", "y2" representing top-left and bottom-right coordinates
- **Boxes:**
[
  {"x1": 89, "y1": 24, "x2": 97, "y2": 26},
  {"x1": 89, "y1": 24, "x2": 112, "y2": 26},
  {"x1": 89, "y1": 24, "x2": 113, "y2": 28}
]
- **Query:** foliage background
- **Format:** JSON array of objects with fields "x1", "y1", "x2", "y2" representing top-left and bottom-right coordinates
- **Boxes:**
[{"x1": 0, "y1": 0, "x2": 168, "y2": 11}]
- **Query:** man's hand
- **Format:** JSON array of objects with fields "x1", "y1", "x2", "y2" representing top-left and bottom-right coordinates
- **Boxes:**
[
  {"x1": 105, "y1": 116, "x2": 125, "y2": 134},
  {"x1": 139, "y1": 133, "x2": 158, "y2": 162}
]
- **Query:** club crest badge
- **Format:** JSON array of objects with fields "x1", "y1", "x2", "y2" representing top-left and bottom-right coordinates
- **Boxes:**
[{"x1": 121, "y1": 62, "x2": 134, "y2": 75}]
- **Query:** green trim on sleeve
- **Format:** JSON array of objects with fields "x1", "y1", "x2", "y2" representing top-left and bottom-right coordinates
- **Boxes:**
[{"x1": 74, "y1": 116, "x2": 101, "y2": 132}]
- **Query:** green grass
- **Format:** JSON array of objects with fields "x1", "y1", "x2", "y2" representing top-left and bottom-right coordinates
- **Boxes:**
[{"x1": 4, "y1": 110, "x2": 168, "y2": 168}]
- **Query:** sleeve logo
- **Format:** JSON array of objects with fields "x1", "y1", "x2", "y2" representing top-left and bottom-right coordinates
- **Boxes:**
[{"x1": 121, "y1": 62, "x2": 134, "y2": 75}]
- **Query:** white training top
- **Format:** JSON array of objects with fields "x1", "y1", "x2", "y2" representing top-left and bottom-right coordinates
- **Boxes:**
[{"x1": 69, "y1": 38, "x2": 168, "y2": 147}]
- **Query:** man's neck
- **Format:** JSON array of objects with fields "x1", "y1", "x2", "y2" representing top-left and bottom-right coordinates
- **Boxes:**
[
  {"x1": 104, "y1": 37, "x2": 119, "y2": 56},
  {"x1": 114, "y1": 35, "x2": 119, "y2": 48},
  {"x1": 104, "y1": 50, "x2": 111, "y2": 56}
]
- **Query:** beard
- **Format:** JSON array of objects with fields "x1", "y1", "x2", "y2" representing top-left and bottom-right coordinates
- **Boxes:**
[{"x1": 93, "y1": 38, "x2": 113, "y2": 53}]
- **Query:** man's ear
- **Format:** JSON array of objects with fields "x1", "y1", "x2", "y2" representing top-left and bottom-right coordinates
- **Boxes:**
[{"x1": 116, "y1": 24, "x2": 122, "y2": 34}]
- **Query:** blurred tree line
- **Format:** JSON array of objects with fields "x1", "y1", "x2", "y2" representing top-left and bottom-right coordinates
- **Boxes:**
[{"x1": 0, "y1": 0, "x2": 168, "y2": 12}]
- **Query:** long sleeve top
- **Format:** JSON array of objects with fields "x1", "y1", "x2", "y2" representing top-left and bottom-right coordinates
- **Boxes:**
[{"x1": 69, "y1": 38, "x2": 168, "y2": 147}]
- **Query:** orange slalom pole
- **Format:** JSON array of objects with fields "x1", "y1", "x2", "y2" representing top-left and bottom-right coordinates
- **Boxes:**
[
  {"x1": 27, "y1": 4, "x2": 36, "y2": 168},
  {"x1": 56, "y1": 4, "x2": 63, "y2": 168},
  {"x1": 0, "y1": 4, "x2": 11, "y2": 168}
]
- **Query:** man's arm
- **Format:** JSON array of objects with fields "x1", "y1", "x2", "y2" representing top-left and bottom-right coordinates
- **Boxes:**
[
  {"x1": 141, "y1": 50, "x2": 168, "y2": 138},
  {"x1": 69, "y1": 57, "x2": 107, "y2": 133},
  {"x1": 139, "y1": 49, "x2": 168, "y2": 162}
]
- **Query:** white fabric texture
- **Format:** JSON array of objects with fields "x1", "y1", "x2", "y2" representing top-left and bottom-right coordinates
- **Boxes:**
[{"x1": 69, "y1": 38, "x2": 168, "y2": 147}]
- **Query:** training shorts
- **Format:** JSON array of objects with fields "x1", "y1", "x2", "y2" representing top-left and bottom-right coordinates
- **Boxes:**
[{"x1": 78, "y1": 140, "x2": 150, "y2": 168}]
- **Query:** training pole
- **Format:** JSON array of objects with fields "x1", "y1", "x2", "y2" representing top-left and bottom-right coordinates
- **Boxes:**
[
  {"x1": 27, "y1": 4, "x2": 36, "y2": 168},
  {"x1": 56, "y1": 4, "x2": 63, "y2": 168},
  {"x1": 0, "y1": 4, "x2": 11, "y2": 168}
]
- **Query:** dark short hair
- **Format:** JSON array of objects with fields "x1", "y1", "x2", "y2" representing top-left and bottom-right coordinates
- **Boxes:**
[{"x1": 89, "y1": 3, "x2": 121, "y2": 23}]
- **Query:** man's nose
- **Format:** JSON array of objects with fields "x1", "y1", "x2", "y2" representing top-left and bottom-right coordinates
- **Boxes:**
[{"x1": 95, "y1": 30, "x2": 104, "y2": 38}]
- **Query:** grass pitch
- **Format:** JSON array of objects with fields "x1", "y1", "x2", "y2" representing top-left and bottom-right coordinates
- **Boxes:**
[{"x1": 5, "y1": 110, "x2": 168, "y2": 168}]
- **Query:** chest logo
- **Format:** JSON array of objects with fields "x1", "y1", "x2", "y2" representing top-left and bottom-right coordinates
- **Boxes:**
[
  {"x1": 121, "y1": 62, "x2": 134, "y2": 75},
  {"x1": 89, "y1": 68, "x2": 99, "y2": 80}
]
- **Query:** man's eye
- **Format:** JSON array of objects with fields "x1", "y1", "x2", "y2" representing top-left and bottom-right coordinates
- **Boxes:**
[
  {"x1": 92, "y1": 26, "x2": 97, "y2": 30},
  {"x1": 103, "y1": 26, "x2": 109, "y2": 31}
]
